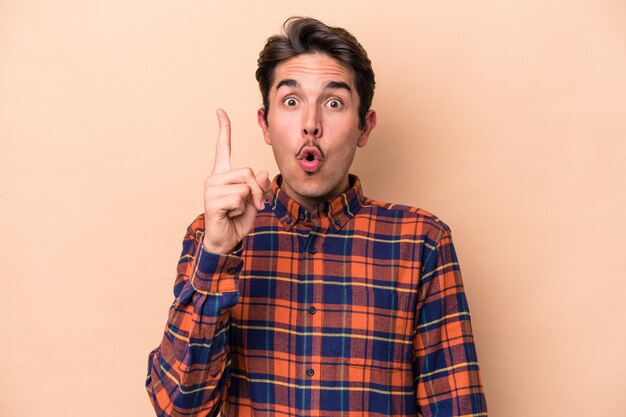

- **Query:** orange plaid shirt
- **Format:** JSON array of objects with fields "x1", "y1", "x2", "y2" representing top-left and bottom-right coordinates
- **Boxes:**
[{"x1": 146, "y1": 175, "x2": 486, "y2": 416}]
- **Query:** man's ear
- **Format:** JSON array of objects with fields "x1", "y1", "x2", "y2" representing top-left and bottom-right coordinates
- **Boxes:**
[
  {"x1": 257, "y1": 108, "x2": 272, "y2": 145},
  {"x1": 357, "y1": 109, "x2": 377, "y2": 148}
]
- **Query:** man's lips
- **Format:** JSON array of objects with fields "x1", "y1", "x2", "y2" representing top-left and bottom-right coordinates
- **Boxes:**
[{"x1": 296, "y1": 146, "x2": 325, "y2": 173}]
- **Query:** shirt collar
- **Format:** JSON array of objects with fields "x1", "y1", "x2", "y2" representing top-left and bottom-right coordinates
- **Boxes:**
[{"x1": 267, "y1": 174, "x2": 365, "y2": 231}]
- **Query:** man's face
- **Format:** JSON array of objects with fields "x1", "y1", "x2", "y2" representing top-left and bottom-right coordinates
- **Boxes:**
[{"x1": 257, "y1": 53, "x2": 376, "y2": 211}]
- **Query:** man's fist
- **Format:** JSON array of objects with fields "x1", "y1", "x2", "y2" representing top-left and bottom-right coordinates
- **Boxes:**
[{"x1": 202, "y1": 109, "x2": 271, "y2": 254}]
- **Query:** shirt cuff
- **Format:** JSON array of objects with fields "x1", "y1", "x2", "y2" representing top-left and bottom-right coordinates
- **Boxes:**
[{"x1": 191, "y1": 245, "x2": 243, "y2": 294}]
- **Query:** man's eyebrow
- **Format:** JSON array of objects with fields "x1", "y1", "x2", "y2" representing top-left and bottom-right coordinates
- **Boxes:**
[
  {"x1": 276, "y1": 79, "x2": 300, "y2": 90},
  {"x1": 325, "y1": 81, "x2": 352, "y2": 92},
  {"x1": 275, "y1": 79, "x2": 352, "y2": 92}
]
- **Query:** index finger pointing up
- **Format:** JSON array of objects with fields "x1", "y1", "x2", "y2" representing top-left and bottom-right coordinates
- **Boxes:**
[{"x1": 213, "y1": 108, "x2": 232, "y2": 174}]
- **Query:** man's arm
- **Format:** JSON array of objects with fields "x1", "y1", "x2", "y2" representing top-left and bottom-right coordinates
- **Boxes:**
[
  {"x1": 413, "y1": 226, "x2": 487, "y2": 416},
  {"x1": 146, "y1": 216, "x2": 242, "y2": 416},
  {"x1": 146, "y1": 110, "x2": 270, "y2": 416}
]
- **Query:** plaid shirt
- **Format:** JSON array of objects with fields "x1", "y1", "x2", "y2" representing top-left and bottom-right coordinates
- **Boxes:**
[{"x1": 146, "y1": 175, "x2": 487, "y2": 416}]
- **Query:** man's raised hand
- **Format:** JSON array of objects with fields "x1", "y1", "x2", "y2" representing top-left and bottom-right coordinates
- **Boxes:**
[{"x1": 202, "y1": 109, "x2": 271, "y2": 254}]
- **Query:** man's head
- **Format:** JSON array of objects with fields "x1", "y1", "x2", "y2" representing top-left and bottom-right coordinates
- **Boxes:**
[
  {"x1": 256, "y1": 17, "x2": 377, "y2": 211},
  {"x1": 256, "y1": 17, "x2": 375, "y2": 130}
]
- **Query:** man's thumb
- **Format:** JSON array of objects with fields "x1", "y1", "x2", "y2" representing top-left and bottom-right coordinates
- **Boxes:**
[{"x1": 256, "y1": 170, "x2": 272, "y2": 202}]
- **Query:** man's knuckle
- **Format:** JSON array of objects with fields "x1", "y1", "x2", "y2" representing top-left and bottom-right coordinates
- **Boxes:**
[{"x1": 205, "y1": 174, "x2": 220, "y2": 186}]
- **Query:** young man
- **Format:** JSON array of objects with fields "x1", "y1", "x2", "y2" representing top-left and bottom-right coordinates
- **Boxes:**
[{"x1": 146, "y1": 17, "x2": 487, "y2": 417}]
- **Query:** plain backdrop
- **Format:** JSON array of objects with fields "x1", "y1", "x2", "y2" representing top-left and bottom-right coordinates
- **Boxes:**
[{"x1": 1, "y1": 1, "x2": 625, "y2": 416}]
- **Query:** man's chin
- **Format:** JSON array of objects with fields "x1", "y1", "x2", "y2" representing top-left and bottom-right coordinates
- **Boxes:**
[{"x1": 285, "y1": 175, "x2": 348, "y2": 203}]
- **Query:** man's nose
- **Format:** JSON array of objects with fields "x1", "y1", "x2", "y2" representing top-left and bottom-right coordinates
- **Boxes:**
[{"x1": 302, "y1": 106, "x2": 322, "y2": 139}]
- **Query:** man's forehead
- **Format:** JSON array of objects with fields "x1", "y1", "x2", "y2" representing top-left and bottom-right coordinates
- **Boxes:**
[{"x1": 272, "y1": 54, "x2": 355, "y2": 89}]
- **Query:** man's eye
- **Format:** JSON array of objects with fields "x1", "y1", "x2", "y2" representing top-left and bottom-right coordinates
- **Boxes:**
[
  {"x1": 284, "y1": 98, "x2": 297, "y2": 106},
  {"x1": 326, "y1": 99, "x2": 343, "y2": 109}
]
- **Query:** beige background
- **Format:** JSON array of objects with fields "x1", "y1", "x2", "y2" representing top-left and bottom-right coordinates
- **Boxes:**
[{"x1": 1, "y1": 1, "x2": 625, "y2": 416}]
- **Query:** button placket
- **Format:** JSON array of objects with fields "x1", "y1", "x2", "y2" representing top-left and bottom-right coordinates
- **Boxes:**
[{"x1": 304, "y1": 227, "x2": 317, "y2": 257}]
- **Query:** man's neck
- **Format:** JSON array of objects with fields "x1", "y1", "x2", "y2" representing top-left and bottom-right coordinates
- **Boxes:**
[{"x1": 279, "y1": 175, "x2": 351, "y2": 213}]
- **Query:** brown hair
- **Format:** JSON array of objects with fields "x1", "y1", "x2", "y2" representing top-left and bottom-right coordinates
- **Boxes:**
[{"x1": 256, "y1": 17, "x2": 375, "y2": 129}]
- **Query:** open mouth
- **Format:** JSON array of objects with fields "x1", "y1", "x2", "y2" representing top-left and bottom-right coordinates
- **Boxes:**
[{"x1": 296, "y1": 146, "x2": 325, "y2": 173}]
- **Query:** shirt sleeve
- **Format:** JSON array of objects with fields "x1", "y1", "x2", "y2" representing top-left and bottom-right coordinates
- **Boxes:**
[
  {"x1": 413, "y1": 225, "x2": 487, "y2": 416},
  {"x1": 146, "y1": 215, "x2": 242, "y2": 417}
]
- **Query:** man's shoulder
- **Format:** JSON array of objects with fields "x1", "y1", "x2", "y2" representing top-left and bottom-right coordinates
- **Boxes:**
[
  {"x1": 183, "y1": 213, "x2": 206, "y2": 240},
  {"x1": 360, "y1": 198, "x2": 452, "y2": 237}
]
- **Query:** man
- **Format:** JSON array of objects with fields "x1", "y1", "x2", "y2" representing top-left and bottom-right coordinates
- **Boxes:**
[{"x1": 146, "y1": 17, "x2": 487, "y2": 417}]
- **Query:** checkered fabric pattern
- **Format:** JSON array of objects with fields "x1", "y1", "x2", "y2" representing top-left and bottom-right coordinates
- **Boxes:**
[{"x1": 146, "y1": 175, "x2": 487, "y2": 416}]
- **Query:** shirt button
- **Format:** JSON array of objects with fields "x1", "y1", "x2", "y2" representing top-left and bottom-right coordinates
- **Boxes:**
[
  {"x1": 306, "y1": 368, "x2": 315, "y2": 377},
  {"x1": 227, "y1": 268, "x2": 237, "y2": 275},
  {"x1": 299, "y1": 212, "x2": 306, "y2": 220},
  {"x1": 309, "y1": 247, "x2": 317, "y2": 255},
  {"x1": 334, "y1": 219, "x2": 341, "y2": 226},
  {"x1": 308, "y1": 306, "x2": 317, "y2": 315},
  {"x1": 285, "y1": 218, "x2": 292, "y2": 225}
]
